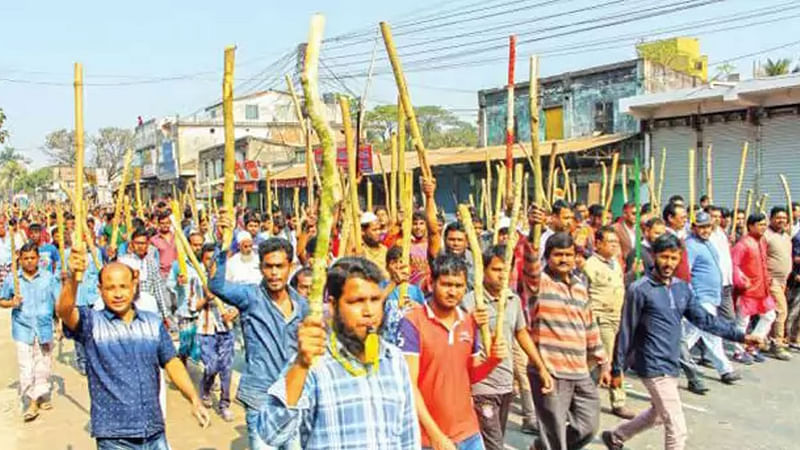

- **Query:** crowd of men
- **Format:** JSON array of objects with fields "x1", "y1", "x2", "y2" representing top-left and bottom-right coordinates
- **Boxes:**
[{"x1": 0, "y1": 176, "x2": 797, "y2": 450}]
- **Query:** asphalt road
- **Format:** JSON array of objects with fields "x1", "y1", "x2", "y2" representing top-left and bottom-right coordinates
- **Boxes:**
[{"x1": 0, "y1": 309, "x2": 797, "y2": 450}]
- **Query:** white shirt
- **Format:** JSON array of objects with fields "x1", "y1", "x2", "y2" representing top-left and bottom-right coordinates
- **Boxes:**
[
  {"x1": 709, "y1": 228, "x2": 734, "y2": 286},
  {"x1": 226, "y1": 251, "x2": 262, "y2": 285}
]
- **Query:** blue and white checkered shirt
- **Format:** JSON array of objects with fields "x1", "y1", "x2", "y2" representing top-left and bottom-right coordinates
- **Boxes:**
[{"x1": 257, "y1": 338, "x2": 420, "y2": 449}]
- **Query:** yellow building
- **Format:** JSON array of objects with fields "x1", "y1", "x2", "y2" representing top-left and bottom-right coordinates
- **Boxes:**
[{"x1": 636, "y1": 37, "x2": 708, "y2": 82}]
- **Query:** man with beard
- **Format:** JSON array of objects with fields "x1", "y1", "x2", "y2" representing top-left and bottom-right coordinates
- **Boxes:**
[
  {"x1": 360, "y1": 212, "x2": 389, "y2": 277},
  {"x1": 167, "y1": 231, "x2": 205, "y2": 365},
  {"x1": 150, "y1": 210, "x2": 177, "y2": 278},
  {"x1": 257, "y1": 257, "x2": 420, "y2": 448},
  {"x1": 601, "y1": 234, "x2": 760, "y2": 450},
  {"x1": 226, "y1": 231, "x2": 262, "y2": 285},
  {"x1": 613, "y1": 202, "x2": 637, "y2": 265},
  {"x1": 399, "y1": 254, "x2": 506, "y2": 449},
  {"x1": 58, "y1": 254, "x2": 210, "y2": 448},
  {"x1": 210, "y1": 214, "x2": 307, "y2": 450},
  {"x1": 118, "y1": 227, "x2": 171, "y2": 327},
  {"x1": 624, "y1": 217, "x2": 665, "y2": 286},
  {"x1": 539, "y1": 200, "x2": 576, "y2": 260}
]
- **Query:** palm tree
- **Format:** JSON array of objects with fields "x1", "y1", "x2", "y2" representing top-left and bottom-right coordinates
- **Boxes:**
[
  {"x1": 762, "y1": 58, "x2": 792, "y2": 77},
  {"x1": 0, "y1": 146, "x2": 29, "y2": 165},
  {"x1": 0, "y1": 160, "x2": 27, "y2": 201}
]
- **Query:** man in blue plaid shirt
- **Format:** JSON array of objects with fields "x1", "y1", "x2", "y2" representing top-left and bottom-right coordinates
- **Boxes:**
[{"x1": 257, "y1": 257, "x2": 420, "y2": 449}]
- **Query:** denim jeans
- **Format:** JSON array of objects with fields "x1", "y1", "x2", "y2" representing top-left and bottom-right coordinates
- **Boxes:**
[
  {"x1": 96, "y1": 432, "x2": 168, "y2": 450},
  {"x1": 423, "y1": 432, "x2": 485, "y2": 450}
]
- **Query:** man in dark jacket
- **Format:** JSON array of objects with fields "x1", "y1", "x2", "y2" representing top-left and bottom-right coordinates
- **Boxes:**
[{"x1": 601, "y1": 234, "x2": 762, "y2": 450}]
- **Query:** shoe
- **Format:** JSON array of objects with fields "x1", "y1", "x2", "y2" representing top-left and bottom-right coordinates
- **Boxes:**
[
  {"x1": 771, "y1": 347, "x2": 792, "y2": 361},
  {"x1": 751, "y1": 351, "x2": 766, "y2": 363},
  {"x1": 219, "y1": 407, "x2": 235, "y2": 422},
  {"x1": 601, "y1": 431, "x2": 624, "y2": 450},
  {"x1": 687, "y1": 379, "x2": 709, "y2": 395},
  {"x1": 611, "y1": 406, "x2": 637, "y2": 419},
  {"x1": 733, "y1": 352, "x2": 754, "y2": 365},
  {"x1": 720, "y1": 372, "x2": 741, "y2": 385},
  {"x1": 37, "y1": 399, "x2": 52, "y2": 411},
  {"x1": 22, "y1": 403, "x2": 39, "y2": 422},
  {"x1": 788, "y1": 342, "x2": 800, "y2": 352},
  {"x1": 201, "y1": 396, "x2": 213, "y2": 408},
  {"x1": 520, "y1": 419, "x2": 539, "y2": 434}
]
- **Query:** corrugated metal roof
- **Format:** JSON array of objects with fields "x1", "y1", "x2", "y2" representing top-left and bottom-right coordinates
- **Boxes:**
[{"x1": 271, "y1": 133, "x2": 634, "y2": 181}]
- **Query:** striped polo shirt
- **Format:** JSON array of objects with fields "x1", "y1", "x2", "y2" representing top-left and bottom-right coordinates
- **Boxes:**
[{"x1": 529, "y1": 269, "x2": 607, "y2": 380}]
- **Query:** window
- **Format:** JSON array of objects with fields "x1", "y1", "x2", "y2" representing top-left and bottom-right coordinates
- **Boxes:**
[
  {"x1": 215, "y1": 159, "x2": 223, "y2": 179},
  {"x1": 544, "y1": 106, "x2": 564, "y2": 140},
  {"x1": 593, "y1": 101, "x2": 614, "y2": 134},
  {"x1": 245, "y1": 104, "x2": 259, "y2": 120}
]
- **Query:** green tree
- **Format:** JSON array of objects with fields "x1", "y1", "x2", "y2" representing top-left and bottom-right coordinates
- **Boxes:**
[
  {"x1": 0, "y1": 160, "x2": 27, "y2": 201},
  {"x1": 0, "y1": 108, "x2": 8, "y2": 144},
  {"x1": 43, "y1": 128, "x2": 79, "y2": 165},
  {"x1": 363, "y1": 105, "x2": 477, "y2": 152},
  {"x1": 762, "y1": 58, "x2": 792, "y2": 77},
  {"x1": 91, "y1": 127, "x2": 133, "y2": 184},
  {"x1": 18, "y1": 167, "x2": 53, "y2": 199},
  {"x1": 0, "y1": 146, "x2": 29, "y2": 165}
]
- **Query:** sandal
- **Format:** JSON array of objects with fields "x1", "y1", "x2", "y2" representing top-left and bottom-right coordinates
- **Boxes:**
[
  {"x1": 23, "y1": 405, "x2": 39, "y2": 422},
  {"x1": 38, "y1": 400, "x2": 52, "y2": 411}
]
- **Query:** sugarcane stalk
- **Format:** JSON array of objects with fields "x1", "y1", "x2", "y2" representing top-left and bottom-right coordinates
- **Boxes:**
[
  {"x1": 459, "y1": 204, "x2": 493, "y2": 354},
  {"x1": 390, "y1": 132, "x2": 398, "y2": 221},
  {"x1": 657, "y1": 147, "x2": 666, "y2": 210},
  {"x1": 380, "y1": 22, "x2": 432, "y2": 180},
  {"x1": 304, "y1": 14, "x2": 341, "y2": 322},
  {"x1": 706, "y1": 144, "x2": 713, "y2": 204},
  {"x1": 688, "y1": 148, "x2": 696, "y2": 224},
  {"x1": 497, "y1": 164, "x2": 523, "y2": 340},
  {"x1": 621, "y1": 164, "x2": 628, "y2": 203},
  {"x1": 399, "y1": 171, "x2": 413, "y2": 308},
  {"x1": 505, "y1": 35, "x2": 516, "y2": 204},
  {"x1": 73, "y1": 63, "x2": 86, "y2": 281},
  {"x1": 340, "y1": 96, "x2": 363, "y2": 255},
  {"x1": 780, "y1": 174, "x2": 793, "y2": 226},
  {"x1": 221, "y1": 45, "x2": 236, "y2": 250},
  {"x1": 730, "y1": 142, "x2": 749, "y2": 236}
]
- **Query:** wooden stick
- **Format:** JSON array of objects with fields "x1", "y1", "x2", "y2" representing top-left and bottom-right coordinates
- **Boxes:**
[
  {"x1": 546, "y1": 142, "x2": 557, "y2": 205},
  {"x1": 744, "y1": 189, "x2": 754, "y2": 223},
  {"x1": 649, "y1": 156, "x2": 656, "y2": 210},
  {"x1": 604, "y1": 152, "x2": 619, "y2": 223},
  {"x1": 480, "y1": 179, "x2": 488, "y2": 224},
  {"x1": 730, "y1": 142, "x2": 749, "y2": 236},
  {"x1": 758, "y1": 193, "x2": 769, "y2": 215},
  {"x1": 706, "y1": 144, "x2": 713, "y2": 204},
  {"x1": 240, "y1": 188, "x2": 248, "y2": 211},
  {"x1": 780, "y1": 174, "x2": 793, "y2": 226},
  {"x1": 171, "y1": 200, "x2": 188, "y2": 277},
  {"x1": 497, "y1": 164, "x2": 523, "y2": 338},
  {"x1": 399, "y1": 171, "x2": 413, "y2": 308},
  {"x1": 529, "y1": 55, "x2": 545, "y2": 248},
  {"x1": 459, "y1": 204, "x2": 493, "y2": 353},
  {"x1": 80, "y1": 220, "x2": 101, "y2": 272},
  {"x1": 340, "y1": 96, "x2": 362, "y2": 255},
  {"x1": 599, "y1": 161, "x2": 608, "y2": 207},
  {"x1": 304, "y1": 14, "x2": 341, "y2": 322},
  {"x1": 56, "y1": 204, "x2": 66, "y2": 276},
  {"x1": 523, "y1": 173, "x2": 529, "y2": 222},
  {"x1": 688, "y1": 148, "x2": 696, "y2": 224},
  {"x1": 367, "y1": 179, "x2": 373, "y2": 212},
  {"x1": 124, "y1": 195, "x2": 132, "y2": 241},
  {"x1": 492, "y1": 165, "x2": 506, "y2": 244},
  {"x1": 390, "y1": 132, "x2": 398, "y2": 221},
  {"x1": 505, "y1": 35, "x2": 517, "y2": 204},
  {"x1": 73, "y1": 62, "x2": 86, "y2": 281},
  {"x1": 374, "y1": 144, "x2": 390, "y2": 219},
  {"x1": 563, "y1": 169, "x2": 572, "y2": 203},
  {"x1": 265, "y1": 168, "x2": 273, "y2": 217},
  {"x1": 397, "y1": 99, "x2": 407, "y2": 210},
  {"x1": 293, "y1": 187, "x2": 300, "y2": 222},
  {"x1": 621, "y1": 164, "x2": 628, "y2": 203},
  {"x1": 380, "y1": 22, "x2": 432, "y2": 180},
  {"x1": 486, "y1": 150, "x2": 493, "y2": 227},
  {"x1": 134, "y1": 168, "x2": 144, "y2": 219},
  {"x1": 221, "y1": 45, "x2": 236, "y2": 250},
  {"x1": 10, "y1": 231, "x2": 20, "y2": 296},
  {"x1": 657, "y1": 147, "x2": 666, "y2": 210}
]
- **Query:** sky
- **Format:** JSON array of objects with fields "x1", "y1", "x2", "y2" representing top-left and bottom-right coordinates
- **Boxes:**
[{"x1": 1, "y1": 0, "x2": 799, "y2": 168}]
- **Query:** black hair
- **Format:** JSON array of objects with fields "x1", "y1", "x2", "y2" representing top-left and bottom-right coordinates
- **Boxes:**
[
  {"x1": 552, "y1": 199, "x2": 571, "y2": 216},
  {"x1": 201, "y1": 243, "x2": 216, "y2": 255},
  {"x1": 444, "y1": 220, "x2": 466, "y2": 238},
  {"x1": 652, "y1": 233, "x2": 682, "y2": 253},
  {"x1": 157, "y1": 210, "x2": 172, "y2": 221},
  {"x1": 132, "y1": 218, "x2": 145, "y2": 229},
  {"x1": 244, "y1": 213, "x2": 260, "y2": 225},
  {"x1": 747, "y1": 213, "x2": 766, "y2": 227},
  {"x1": 156, "y1": 201, "x2": 167, "y2": 209},
  {"x1": 588, "y1": 204, "x2": 604, "y2": 218},
  {"x1": 431, "y1": 253, "x2": 468, "y2": 281},
  {"x1": 290, "y1": 267, "x2": 313, "y2": 289},
  {"x1": 412, "y1": 211, "x2": 426, "y2": 222},
  {"x1": 644, "y1": 217, "x2": 665, "y2": 229},
  {"x1": 770, "y1": 206, "x2": 788, "y2": 218},
  {"x1": 641, "y1": 203, "x2": 653, "y2": 214},
  {"x1": 258, "y1": 237, "x2": 294, "y2": 263},
  {"x1": 482, "y1": 244, "x2": 509, "y2": 267},
  {"x1": 668, "y1": 194, "x2": 684, "y2": 205},
  {"x1": 131, "y1": 227, "x2": 149, "y2": 241},
  {"x1": 662, "y1": 202, "x2": 685, "y2": 222},
  {"x1": 699, "y1": 194, "x2": 709, "y2": 203},
  {"x1": 544, "y1": 232, "x2": 574, "y2": 258},
  {"x1": 707, "y1": 204, "x2": 722, "y2": 214},
  {"x1": 386, "y1": 245, "x2": 402, "y2": 264},
  {"x1": 721, "y1": 207, "x2": 732, "y2": 218},
  {"x1": 19, "y1": 241, "x2": 39, "y2": 255},
  {"x1": 28, "y1": 223, "x2": 42, "y2": 232},
  {"x1": 325, "y1": 256, "x2": 385, "y2": 302},
  {"x1": 594, "y1": 225, "x2": 617, "y2": 243}
]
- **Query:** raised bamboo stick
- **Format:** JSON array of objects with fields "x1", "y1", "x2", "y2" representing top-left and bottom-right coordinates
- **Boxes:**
[
  {"x1": 240, "y1": 188, "x2": 247, "y2": 211},
  {"x1": 730, "y1": 142, "x2": 749, "y2": 236},
  {"x1": 459, "y1": 204, "x2": 493, "y2": 354},
  {"x1": 780, "y1": 174, "x2": 793, "y2": 226},
  {"x1": 221, "y1": 45, "x2": 236, "y2": 250},
  {"x1": 374, "y1": 146, "x2": 390, "y2": 220},
  {"x1": 73, "y1": 63, "x2": 86, "y2": 281},
  {"x1": 529, "y1": 55, "x2": 545, "y2": 249},
  {"x1": 486, "y1": 150, "x2": 493, "y2": 227},
  {"x1": 496, "y1": 164, "x2": 523, "y2": 339},
  {"x1": 367, "y1": 179, "x2": 373, "y2": 212},
  {"x1": 293, "y1": 187, "x2": 300, "y2": 224},
  {"x1": 604, "y1": 152, "x2": 620, "y2": 223},
  {"x1": 10, "y1": 231, "x2": 20, "y2": 296},
  {"x1": 303, "y1": 14, "x2": 341, "y2": 322},
  {"x1": 621, "y1": 164, "x2": 628, "y2": 203},
  {"x1": 744, "y1": 189, "x2": 754, "y2": 223},
  {"x1": 505, "y1": 35, "x2": 517, "y2": 204},
  {"x1": 390, "y1": 132, "x2": 398, "y2": 221},
  {"x1": 266, "y1": 168, "x2": 273, "y2": 219},
  {"x1": 523, "y1": 173, "x2": 529, "y2": 221},
  {"x1": 398, "y1": 171, "x2": 413, "y2": 307},
  {"x1": 171, "y1": 200, "x2": 188, "y2": 278},
  {"x1": 600, "y1": 161, "x2": 608, "y2": 207},
  {"x1": 758, "y1": 194, "x2": 769, "y2": 215},
  {"x1": 398, "y1": 99, "x2": 407, "y2": 208},
  {"x1": 546, "y1": 142, "x2": 557, "y2": 205},
  {"x1": 56, "y1": 203, "x2": 66, "y2": 276},
  {"x1": 649, "y1": 156, "x2": 656, "y2": 210},
  {"x1": 688, "y1": 148, "x2": 696, "y2": 224},
  {"x1": 124, "y1": 195, "x2": 132, "y2": 240},
  {"x1": 706, "y1": 144, "x2": 713, "y2": 204},
  {"x1": 492, "y1": 165, "x2": 506, "y2": 244},
  {"x1": 563, "y1": 169, "x2": 572, "y2": 203},
  {"x1": 340, "y1": 96, "x2": 362, "y2": 255},
  {"x1": 657, "y1": 147, "x2": 666, "y2": 210},
  {"x1": 480, "y1": 179, "x2": 488, "y2": 224},
  {"x1": 380, "y1": 22, "x2": 432, "y2": 180}
]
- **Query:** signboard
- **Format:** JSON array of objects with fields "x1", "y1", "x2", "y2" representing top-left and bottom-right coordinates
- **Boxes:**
[
  {"x1": 234, "y1": 160, "x2": 263, "y2": 182},
  {"x1": 313, "y1": 144, "x2": 373, "y2": 174},
  {"x1": 157, "y1": 139, "x2": 178, "y2": 180}
]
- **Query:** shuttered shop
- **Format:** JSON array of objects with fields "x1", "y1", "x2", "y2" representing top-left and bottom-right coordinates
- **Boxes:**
[
  {"x1": 761, "y1": 113, "x2": 800, "y2": 210},
  {"x1": 703, "y1": 119, "x2": 754, "y2": 210},
  {"x1": 651, "y1": 124, "x2": 695, "y2": 204}
]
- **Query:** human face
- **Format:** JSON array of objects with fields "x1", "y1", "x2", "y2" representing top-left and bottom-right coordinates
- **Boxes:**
[
  {"x1": 260, "y1": 250, "x2": 290, "y2": 293},
  {"x1": 497, "y1": 229, "x2": 509, "y2": 245},
  {"x1": 272, "y1": 211, "x2": 286, "y2": 232},
  {"x1": 199, "y1": 219, "x2": 209, "y2": 233},
  {"x1": 131, "y1": 235, "x2": 149, "y2": 258},
  {"x1": 239, "y1": 239, "x2": 253, "y2": 255},
  {"x1": 575, "y1": 205, "x2": 588, "y2": 222},
  {"x1": 483, "y1": 256, "x2": 505, "y2": 296},
  {"x1": 646, "y1": 223, "x2": 666, "y2": 243},
  {"x1": 693, "y1": 223, "x2": 712, "y2": 240},
  {"x1": 547, "y1": 246, "x2": 575, "y2": 279},
  {"x1": 246, "y1": 221, "x2": 259, "y2": 237},
  {"x1": 622, "y1": 206, "x2": 636, "y2": 226},
  {"x1": 445, "y1": 229, "x2": 467, "y2": 254},
  {"x1": 555, "y1": 208, "x2": 576, "y2": 232},
  {"x1": 189, "y1": 234, "x2": 204, "y2": 256},
  {"x1": 158, "y1": 217, "x2": 171, "y2": 235},
  {"x1": 770, "y1": 211, "x2": 788, "y2": 232},
  {"x1": 99, "y1": 263, "x2": 137, "y2": 316},
  {"x1": 748, "y1": 219, "x2": 768, "y2": 239},
  {"x1": 709, "y1": 209, "x2": 722, "y2": 229},
  {"x1": 201, "y1": 250, "x2": 214, "y2": 269},
  {"x1": 28, "y1": 228, "x2": 42, "y2": 244},
  {"x1": 793, "y1": 206, "x2": 800, "y2": 223},
  {"x1": 333, "y1": 277, "x2": 383, "y2": 342},
  {"x1": 412, "y1": 218, "x2": 427, "y2": 240},
  {"x1": 474, "y1": 219, "x2": 484, "y2": 235},
  {"x1": 363, "y1": 222, "x2": 382, "y2": 247},
  {"x1": 375, "y1": 209, "x2": 389, "y2": 228},
  {"x1": 654, "y1": 248, "x2": 681, "y2": 281},
  {"x1": 595, "y1": 231, "x2": 620, "y2": 260},
  {"x1": 295, "y1": 273, "x2": 312, "y2": 298},
  {"x1": 19, "y1": 250, "x2": 39, "y2": 275},
  {"x1": 432, "y1": 273, "x2": 467, "y2": 311},
  {"x1": 668, "y1": 206, "x2": 687, "y2": 231}
]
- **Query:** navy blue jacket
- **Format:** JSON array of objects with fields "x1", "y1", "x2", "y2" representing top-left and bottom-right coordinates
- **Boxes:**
[{"x1": 612, "y1": 272, "x2": 744, "y2": 378}]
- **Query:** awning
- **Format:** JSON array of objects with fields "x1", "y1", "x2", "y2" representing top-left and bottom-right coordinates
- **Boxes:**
[{"x1": 271, "y1": 132, "x2": 634, "y2": 182}]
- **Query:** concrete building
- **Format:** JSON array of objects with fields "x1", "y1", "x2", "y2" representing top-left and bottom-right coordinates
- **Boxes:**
[
  {"x1": 621, "y1": 73, "x2": 800, "y2": 210},
  {"x1": 47, "y1": 165, "x2": 111, "y2": 204}
]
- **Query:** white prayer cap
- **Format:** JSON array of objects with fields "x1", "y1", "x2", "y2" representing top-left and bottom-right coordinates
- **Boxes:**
[
  {"x1": 237, "y1": 231, "x2": 253, "y2": 243},
  {"x1": 360, "y1": 211, "x2": 379, "y2": 225}
]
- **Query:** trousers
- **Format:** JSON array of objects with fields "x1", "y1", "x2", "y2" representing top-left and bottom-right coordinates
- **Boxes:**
[
  {"x1": 199, "y1": 332, "x2": 235, "y2": 409},
  {"x1": 96, "y1": 432, "x2": 168, "y2": 450},
  {"x1": 529, "y1": 371, "x2": 599, "y2": 450},
  {"x1": 473, "y1": 393, "x2": 513, "y2": 450},
  {"x1": 612, "y1": 376, "x2": 687, "y2": 450},
  {"x1": 597, "y1": 316, "x2": 626, "y2": 408},
  {"x1": 684, "y1": 303, "x2": 734, "y2": 376}
]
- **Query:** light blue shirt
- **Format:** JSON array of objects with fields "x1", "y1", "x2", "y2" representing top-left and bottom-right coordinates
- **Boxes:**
[
  {"x1": 686, "y1": 235, "x2": 723, "y2": 305},
  {"x1": 1, "y1": 269, "x2": 60, "y2": 344},
  {"x1": 65, "y1": 248, "x2": 103, "y2": 307}
]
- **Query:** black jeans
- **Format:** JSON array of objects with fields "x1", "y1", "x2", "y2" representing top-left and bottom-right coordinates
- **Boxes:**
[{"x1": 473, "y1": 392, "x2": 514, "y2": 450}]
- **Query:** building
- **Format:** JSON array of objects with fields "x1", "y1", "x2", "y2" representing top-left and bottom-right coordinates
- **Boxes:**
[
  {"x1": 47, "y1": 165, "x2": 111, "y2": 204},
  {"x1": 621, "y1": 73, "x2": 800, "y2": 210}
]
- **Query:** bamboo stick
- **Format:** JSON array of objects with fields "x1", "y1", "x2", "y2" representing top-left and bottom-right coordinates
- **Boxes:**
[
  {"x1": 390, "y1": 132, "x2": 398, "y2": 221},
  {"x1": 523, "y1": 173, "x2": 529, "y2": 221},
  {"x1": 374, "y1": 146, "x2": 390, "y2": 220},
  {"x1": 688, "y1": 148, "x2": 696, "y2": 224},
  {"x1": 303, "y1": 14, "x2": 341, "y2": 322},
  {"x1": 56, "y1": 204, "x2": 66, "y2": 276},
  {"x1": 266, "y1": 168, "x2": 273, "y2": 219},
  {"x1": 780, "y1": 174, "x2": 793, "y2": 226},
  {"x1": 621, "y1": 164, "x2": 628, "y2": 203},
  {"x1": 367, "y1": 179, "x2": 373, "y2": 212},
  {"x1": 730, "y1": 142, "x2": 749, "y2": 236},
  {"x1": 380, "y1": 22, "x2": 432, "y2": 180},
  {"x1": 552, "y1": 167, "x2": 561, "y2": 200},
  {"x1": 505, "y1": 35, "x2": 516, "y2": 204},
  {"x1": 657, "y1": 147, "x2": 666, "y2": 210},
  {"x1": 399, "y1": 171, "x2": 413, "y2": 308},
  {"x1": 600, "y1": 161, "x2": 608, "y2": 207},
  {"x1": 398, "y1": 99, "x2": 407, "y2": 209},
  {"x1": 480, "y1": 180, "x2": 488, "y2": 224},
  {"x1": 546, "y1": 142, "x2": 557, "y2": 205},
  {"x1": 221, "y1": 45, "x2": 236, "y2": 250},
  {"x1": 459, "y1": 204, "x2": 493, "y2": 354},
  {"x1": 744, "y1": 189, "x2": 754, "y2": 223},
  {"x1": 492, "y1": 165, "x2": 506, "y2": 244},
  {"x1": 758, "y1": 194, "x2": 769, "y2": 215},
  {"x1": 604, "y1": 152, "x2": 619, "y2": 223},
  {"x1": 10, "y1": 232, "x2": 20, "y2": 297},
  {"x1": 340, "y1": 96, "x2": 362, "y2": 255},
  {"x1": 73, "y1": 63, "x2": 86, "y2": 281},
  {"x1": 469, "y1": 193, "x2": 476, "y2": 209},
  {"x1": 649, "y1": 156, "x2": 656, "y2": 210},
  {"x1": 563, "y1": 169, "x2": 571, "y2": 203},
  {"x1": 293, "y1": 187, "x2": 300, "y2": 224},
  {"x1": 171, "y1": 200, "x2": 187, "y2": 277},
  {"x1": 529, "y1": 55, "x2": 545, "y2": 249},
  {"x1": 80, "y1": 220, "x2": 101, "y2": 272},
  {"x1": 486, "y1": 150, "x2": 493, "y2": 227},
  {"x1": 124, "y1": 195, "x2": 132, "y2": 241},
  {"x1": 134, "y1": 168, "x2": 144, "y2": 219},
  {"x1": 706, "y1": 144, "x2": 713, "y2": 204},
  {"x1": 496, "y1": 164, "x2": 523, "y2": 339},
  {"x1": 241, "y1": 188, "x2": 247, "y2": 211}
]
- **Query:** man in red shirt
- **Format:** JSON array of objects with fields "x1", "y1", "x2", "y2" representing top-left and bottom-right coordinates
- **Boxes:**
[
  {"x1": 399, "y1": 253, "x2": 506, "y2": 449},
  {"x1": 150, "y1": 210, "x2": 177, "y2": 279}
]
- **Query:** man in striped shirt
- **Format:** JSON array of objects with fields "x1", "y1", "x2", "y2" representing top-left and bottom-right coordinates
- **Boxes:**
[{"x1": 528, "y1": 232, "x2": 609, "y2": 450}]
